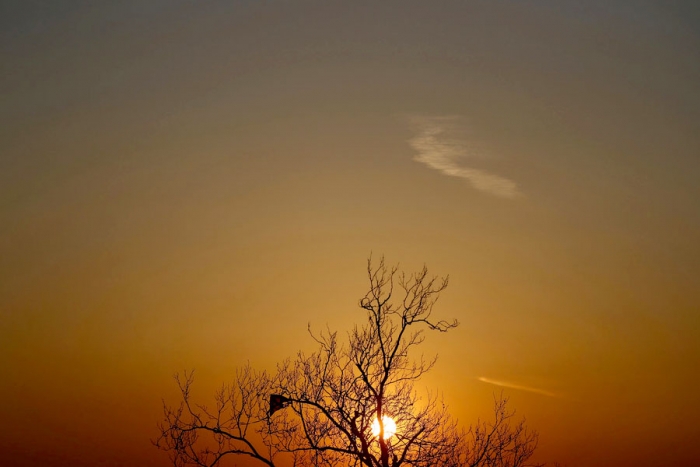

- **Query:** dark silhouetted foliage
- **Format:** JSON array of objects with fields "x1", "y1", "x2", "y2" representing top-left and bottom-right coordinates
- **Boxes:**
[{"x1": 156, "y1": 257, "x2": 543, "y2": 467}]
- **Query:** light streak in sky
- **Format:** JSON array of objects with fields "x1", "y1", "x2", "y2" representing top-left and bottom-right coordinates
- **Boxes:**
[{"x1": 478, "y1": 376, "x2": 561, "y2": 398}]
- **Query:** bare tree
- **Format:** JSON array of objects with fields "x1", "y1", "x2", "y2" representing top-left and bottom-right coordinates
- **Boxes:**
[
  {"x1": 455, "y1": 395, "x2": 543, "y2": 467},
  {"x1": 156, "y1": 257, "x2": 544, "y2": 467}
]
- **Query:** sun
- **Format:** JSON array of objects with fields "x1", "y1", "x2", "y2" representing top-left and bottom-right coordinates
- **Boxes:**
[{"x1": 371, "y1": 415, "x2": 397, "y2": 439}]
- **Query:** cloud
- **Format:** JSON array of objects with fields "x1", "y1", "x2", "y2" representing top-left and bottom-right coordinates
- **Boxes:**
[
  {"x1": 408, "y1": 116, "x2": 520, "y2": 199},
  {"x1": 477, "y1": 376, "x2": 560, "y2": 398}
]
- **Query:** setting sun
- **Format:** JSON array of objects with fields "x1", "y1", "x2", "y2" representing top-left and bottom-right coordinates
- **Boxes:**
[{"x1": 371, "y1": 416, "x2": 397, "y2": 439}]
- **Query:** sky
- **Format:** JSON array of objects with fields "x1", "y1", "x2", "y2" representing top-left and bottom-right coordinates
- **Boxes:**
[{"x1": 1, "y1": 1, "x2": 699, "y2": 466}]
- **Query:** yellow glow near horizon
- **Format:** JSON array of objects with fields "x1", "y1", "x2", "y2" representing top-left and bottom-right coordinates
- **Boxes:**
[{"x1": 371, "y1": 416, "x2": 397, "y2": 439}]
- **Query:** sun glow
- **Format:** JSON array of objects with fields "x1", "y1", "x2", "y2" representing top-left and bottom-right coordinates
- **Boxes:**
[{"x1": 371, "y1": 416, "x2": 397, "y2": 439}]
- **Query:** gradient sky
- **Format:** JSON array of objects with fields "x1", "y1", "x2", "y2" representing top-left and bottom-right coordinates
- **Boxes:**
[{"x1": 1, "y1": 1, "x2": 699, "y2": 466}]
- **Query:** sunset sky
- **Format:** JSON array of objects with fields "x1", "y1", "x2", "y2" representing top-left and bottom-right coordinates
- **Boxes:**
[{"x1": 1, "y1": 1, "x2": 699, "y2": 466}]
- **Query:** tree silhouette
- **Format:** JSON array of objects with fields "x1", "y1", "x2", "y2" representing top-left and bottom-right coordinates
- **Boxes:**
[{"x1": 156, "y1": 257, "x2": 543, "y2": 467}]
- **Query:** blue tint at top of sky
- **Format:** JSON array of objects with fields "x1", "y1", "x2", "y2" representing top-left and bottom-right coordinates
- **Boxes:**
[
  {"x1": 547, "y1": 0, "x2": 699, "y2": 41},
  {"x1": 0, "y1": 0, "x2": 191, "y2": 42}
]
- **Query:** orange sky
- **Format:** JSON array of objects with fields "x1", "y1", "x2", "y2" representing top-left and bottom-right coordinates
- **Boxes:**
[{"x1": 1, "y1": 1, "x2": 699, "y2": 466}]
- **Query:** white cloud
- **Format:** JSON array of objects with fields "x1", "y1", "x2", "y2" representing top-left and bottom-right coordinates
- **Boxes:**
[
  {"x1": 408, "y1": 116, "x2": 520, "y2": 199},
  {"x1": 477, "y1": 376, "x2": 560, "y2": 398}
]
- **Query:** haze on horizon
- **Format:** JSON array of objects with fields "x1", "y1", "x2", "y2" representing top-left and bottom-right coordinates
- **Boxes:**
[{"x1": 1, "y1": 1, "x2": 699, "y2": 466}]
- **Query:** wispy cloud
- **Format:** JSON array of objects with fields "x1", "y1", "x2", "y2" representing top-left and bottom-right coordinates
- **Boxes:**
[
  {"x1": 408, "y1": 116, "x2": 520, "y2": 199},
  {"x1": 478, "y1": 377, "x2": 560, "y2": 398}
]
